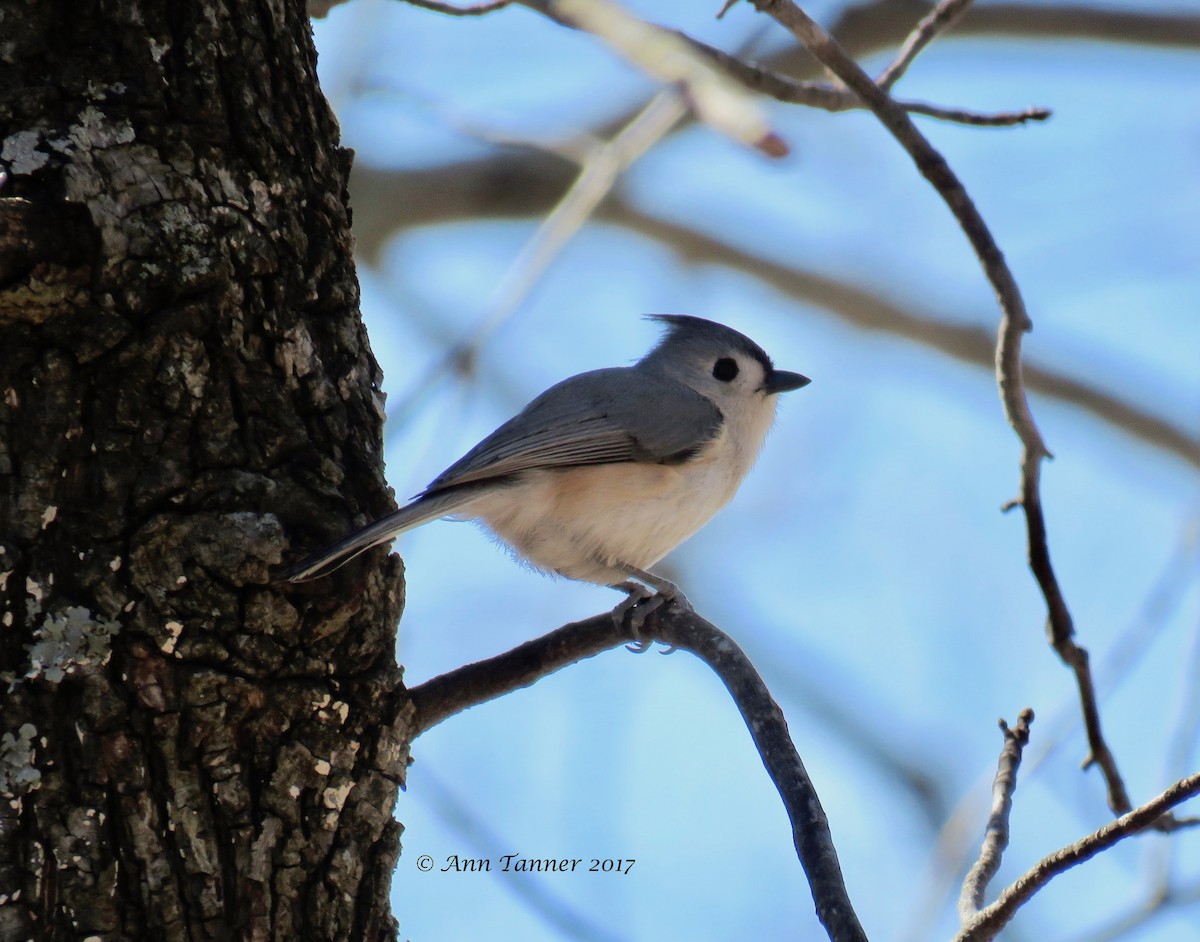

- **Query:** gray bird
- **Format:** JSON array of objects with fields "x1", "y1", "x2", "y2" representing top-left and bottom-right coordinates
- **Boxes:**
[{"x1": 282, "y1": 315, "x2": 809, "y2": 631}]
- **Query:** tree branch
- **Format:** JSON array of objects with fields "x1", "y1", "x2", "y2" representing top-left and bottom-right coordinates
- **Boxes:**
[
  {"x1": 954, "y1": 771, "x2": 1200, "y2": 942},
  {"x1": 680, "y1": 35, "x2": 1049, "y2": 126},
  {"x1": 408, "y1": 606, "x2": 869, "y2": 942},
  {"x1": 712, "y1": 0, "x2": 1023, "y2": 126},
  {"x1": 408, "y1": 615, "x2": 623, "y2": 734},
  {"x1": 877, "y1": 0, "x2": 975, "y2": 90},
  {"x1": 958, "y1": 709, "x2": 1034, "y2": 921},
  {"x1": 746, "y1": 0, "x2": 1132, "y2": 817},
  {"x1": 655, "y1": 610, "x2": 869, "y2": 942}
]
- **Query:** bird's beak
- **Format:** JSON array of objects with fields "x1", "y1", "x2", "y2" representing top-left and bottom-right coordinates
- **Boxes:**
[{"x1": 763, "y1": 369, "x2": 811, "y2": 394}]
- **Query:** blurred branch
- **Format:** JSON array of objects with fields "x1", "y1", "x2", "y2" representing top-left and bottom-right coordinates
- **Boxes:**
[
  {"x1": 610, "y1": 205, "x2": 1200, "y2": 472},
  {"x1": 386, "y1": 91, "x2": 686, "y2": 425},
  {"x1": 360, "y1": 0, "x2": 1200, "y2": 200},
  {"x1": 521, "y1": 0, "x2": 788, "y2": 156},
  {"x1": 957, "y1": 709, "x2": 1034, "y2": 922},
  {"x1": 409, "y1": 606, "x2": 869, "y2": 942},
  {"x1": 351, "y1": 163, "x2": 1200, "y2": 472},
  {"x1": 386, "y1": 0, "x2": 1200, "y2": 51},
  {"x1": 954, "y1": 771, "x2": 1200, "y2": 942},
  {"x1": 416, "y1": 763, "x2": 629, "y2": 942},
  {"x1": 759, "y1": 631, "x2": 952, "y2": 830},
  {"x1": 745, "y1": 0, "x2": 1135, "y2": 815},
  {"x1": 1066, "y1": 879, "x2": 1200, "y2": 942},
  {"x1": 870, "y1": 1, "x2": 1200, "y2": 51}
]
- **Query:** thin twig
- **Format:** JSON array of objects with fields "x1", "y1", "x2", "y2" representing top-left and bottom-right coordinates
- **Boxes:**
[
  {"x1": 401, "y1": 0, "x2": 514, "y2": 15},
  {"x1": 954, "y1": 771, "x2": 1200, "y2": 942},
  {"x1": 684, "y1": 33, "x2": 1049, "y2": 125},
  {"x1": 408, "y1": 606, "x2": 869, "y2": 942},
  {"x1": 901, "y1": 101, "x2": 1049, "y2": 126},
  {"x1": 746, "y1": 0, "x2": 1132, "y2": 817},
  {"x1": 958, "y1": 709, "x2": 1034, "y2": 921},
  {"x1": 877, "y1": 0, "x2": 976, "y2": 90}
]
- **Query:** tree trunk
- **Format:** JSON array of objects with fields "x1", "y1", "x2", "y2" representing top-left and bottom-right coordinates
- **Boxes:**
[{"x1": 0, "y1": 1, "x2": 409, "y2": 938}]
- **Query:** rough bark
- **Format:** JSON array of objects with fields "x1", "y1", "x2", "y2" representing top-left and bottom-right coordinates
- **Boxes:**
[{"x1": 0, "y1": 1, "x2": 409, "y2": 939}]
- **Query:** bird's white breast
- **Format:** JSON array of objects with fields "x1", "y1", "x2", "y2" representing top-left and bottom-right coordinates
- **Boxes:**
[{"x1": 466, "y1": 395, "x2": 778, "y2": 585}]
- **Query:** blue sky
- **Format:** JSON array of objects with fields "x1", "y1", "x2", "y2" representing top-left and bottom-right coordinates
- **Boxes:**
[{"x1": 313, "y1": 2, "x2": 1200, "y2": 939}]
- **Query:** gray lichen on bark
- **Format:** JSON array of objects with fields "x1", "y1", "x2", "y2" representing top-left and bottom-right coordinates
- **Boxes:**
[{"x1": 0, "y1": 1, "x2": 410, "y2": 938}]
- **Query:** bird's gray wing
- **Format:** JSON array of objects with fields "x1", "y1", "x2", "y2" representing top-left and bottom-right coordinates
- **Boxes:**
[{"x1": 424, "y1": 367, "x2": 724, "y2": 493}]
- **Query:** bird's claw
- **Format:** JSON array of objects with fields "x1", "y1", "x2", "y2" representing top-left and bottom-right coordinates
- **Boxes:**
[{"x1": 611, "y1": 581, "x2": 691, "y2": 653}]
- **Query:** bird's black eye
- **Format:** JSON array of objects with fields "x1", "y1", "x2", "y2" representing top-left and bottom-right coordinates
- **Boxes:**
[{"x1": 712, "y1": 357, "x2": 739, "y2": 382}]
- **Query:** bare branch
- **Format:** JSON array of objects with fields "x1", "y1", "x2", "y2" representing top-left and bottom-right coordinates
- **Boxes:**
[
  {"x1": 401, "y1": 0, "x2": 514, "y2": 16},
  {"x1": 900, "y1": 101, "x2": 1048, "y2": 126},
  {"x1": 905, "y1": 527, "x2": 1200, "y2": 942},
  {"x1": 654, "y1": 610, "x2": 869, "y2": 942},
  {"x1": 877, "y1": 0, "x2": 975, "y2": 90},
  {"x1": 408, "y1": 605, "x2": 869, "y2": 942},
  {"x1": 746, "y1": 0, "x2": 1132, "y2": 816},
  {"x1": 681, "y1": 35, "x2": 1050, "y2": 126},
  {"x1": 823, "y1": 1, "x2": 1200, "y2": 63},
  {"x1": 408, "y1": 615, "x2": 622, "y2": 735},
  {"x1": 958, "y1": 709, "x2": 1034, "y2": 921},
  {"x1": 954, "y1": 771, "x2": 1200, "y2": 942}
]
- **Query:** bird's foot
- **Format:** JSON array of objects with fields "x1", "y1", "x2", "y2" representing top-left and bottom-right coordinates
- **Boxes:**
[{"x1": 611, "y1": 578, "x2": 691, "y2": 653}]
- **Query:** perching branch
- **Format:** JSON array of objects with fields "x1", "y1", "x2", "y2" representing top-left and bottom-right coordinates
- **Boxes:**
[
  {"x1": 408, "y1": 606, "x2": 869, "y2": 942},
  {"x1": 654, "y1": 610, "x2": 868, "y2": 942},
  {"x1": 958, "y1": 709, "x2": 1034, "y2": 921},
  {"x1": 954, "y1": 771, "x2": 1200, "y2": 942},
  {"x1": 745, "y1": 0, "x2": 1132, "y2": 817},
  {"x1": 408, "y1": 615, "x2": 623, "y2": 735}
]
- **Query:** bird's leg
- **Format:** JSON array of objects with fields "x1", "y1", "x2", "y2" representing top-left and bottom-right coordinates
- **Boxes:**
[
  {"x1": 610, "y1": 581, "x2": 655, "y2": 652},
  {"x1": 609, "y1": 568, "x2": 692, "y2": 653},
  {"x1": 626, "y1": 567, "x2": 693, "y2": 613}
]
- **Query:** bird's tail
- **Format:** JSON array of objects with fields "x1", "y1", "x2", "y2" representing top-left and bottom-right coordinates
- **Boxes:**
[{"x1": 277, "y1": 488, "x2": 475, "y2": 583}]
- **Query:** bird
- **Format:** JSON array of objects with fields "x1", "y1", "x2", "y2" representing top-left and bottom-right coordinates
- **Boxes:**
[{"x1": 280, "y1": 315, "x2": 809, "y2": 635}]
